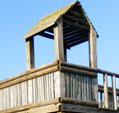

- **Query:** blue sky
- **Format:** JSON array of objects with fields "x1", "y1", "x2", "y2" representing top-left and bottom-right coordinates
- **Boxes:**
[{"x1": 0, "y1": 0, "x2": 119, "y2": 80}]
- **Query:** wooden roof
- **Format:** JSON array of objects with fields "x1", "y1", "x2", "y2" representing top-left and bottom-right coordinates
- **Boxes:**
[{"x1": 24, "y1": 1, "x2": 98, "y2": 48}]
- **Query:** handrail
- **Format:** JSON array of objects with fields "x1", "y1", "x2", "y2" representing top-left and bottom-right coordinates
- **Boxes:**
[
  {"x1": 60, "y1": 62, "x2": 119, "y2": 110},
  {"x1": 60, "y1": 61, "x2": 119, "y2": 78},
  {"x1": 0, "y1": 61, "x2": 119, "y2": 111}
]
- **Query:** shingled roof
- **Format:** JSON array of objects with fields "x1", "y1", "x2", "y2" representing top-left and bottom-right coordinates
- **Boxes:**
[{"x1": 24, "y1": 1, "x2": 98, "y2": 48}]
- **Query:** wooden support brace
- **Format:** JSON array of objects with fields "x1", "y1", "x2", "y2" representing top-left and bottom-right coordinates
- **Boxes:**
[
  {"x1": 26, "y1": 37, "x2": 35, "y2": 70},
  {"x1": 54, "y1": 17, "x2": 65, "y2": 61}
]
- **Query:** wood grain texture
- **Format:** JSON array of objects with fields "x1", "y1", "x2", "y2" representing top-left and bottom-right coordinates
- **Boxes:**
[
  {"x1": 103, "y1": 73, "x2": 109, "y2": 108},
  {"x1": 26, "y1": 37, "x2": 35, "y2": 70},
  {"x1": 54, "y1": 17, "x2": 65, "y2": 61}
]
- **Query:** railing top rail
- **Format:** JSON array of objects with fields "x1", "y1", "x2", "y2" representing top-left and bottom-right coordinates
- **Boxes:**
[{"x1": 60, "y1": 62, "x2": 119, "y2": 78}]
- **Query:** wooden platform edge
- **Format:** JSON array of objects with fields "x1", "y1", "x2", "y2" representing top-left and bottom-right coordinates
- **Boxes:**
[
  {"x1": 0, "y1": 97, "x2": 99, "y2": 113},
  {"x1": 0, "y1": 98, "x2": 60, "y2": 113},
  {"x1": 60, "y1": 103, "x2": 119, "y2": 113}
]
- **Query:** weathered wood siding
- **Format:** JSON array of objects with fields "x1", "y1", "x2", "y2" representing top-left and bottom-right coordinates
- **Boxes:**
[
  {"x1": 0, "y1": 71, "x2": 97, "y2": 111},
  {"x1": 61, "y1": 72, "x2": 97, "y2": 102},
  {"x1": 0, "y1": 72, "x2": 62, "y2": 111}
]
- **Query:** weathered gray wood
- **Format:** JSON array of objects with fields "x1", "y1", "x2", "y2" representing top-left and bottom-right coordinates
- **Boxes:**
[
  {"x1": 0, "y1": 98, "x2": 60, "y2": 113},
  {"x1": 60, "y1": 66, "x2": 97, "y2": 77},
  {"x1": 54, "y1": 17, "x2": 65, "y2": 61},
  {"x1": 89, "y1": 25, "x2": 97, "y2": 68},
  {"x1": 112, "y1": 75, "x2": 117, "y2": 110},
  {"x1": 103, "y1": 73, "x2": 109, "y2": 108},
  {"x1": 26, "y1": 37, "x2": 35, "y2": 70},
  {"x1": 60, "y1": 103, "x2": 118, "y2": 113}
]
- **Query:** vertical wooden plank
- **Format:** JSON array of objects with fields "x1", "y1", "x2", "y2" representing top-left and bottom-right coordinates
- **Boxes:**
[
  {"x1": 32, "y1": 78, "x2": 37, "y2": 103},
  {"x1": 75, "y1": 74, "x2": 78, "y2": 99},
  {"x1": 54, "y1": 71, "x2": 65, "y2": 98},
  {"x1": 72, "y1": 74, "x2": 75, "y2": 98},
  {"x1": 77, "y1": 75, "x2": 81, "y2": 100},
  {"x1": 54, "y1": 17, "x2": 65, "y2": 61},
  {"x1": 48, "y1": 74, "x2": 51, "y2": 100},
  {"x1": 86, "y1": 77, "x2": 89, "y2": 101},
  {"x1": 70, "y1": 74, "x2": 73, "y2": 98},
  {"x1": 41, "y1": 76, "x2": 44, "y2": 101},
  {"x1": 88, "y1": 77, "x2": 92, "y2": 101},
  {"x1": 13, "y1": 85, "x2": 17, "y2": 107},
  {"x1": 60, "y1": 72, "x2": 66, "y2": 97},
  {"x1": 65, "y1": 73, "x2": 68, "y2": 98},
  {"x1": 26, "y1": 37, "x2": 35, "y2": 70},
  {"x1": 28, "y1": 79, "x2": 33, "y2": 104},
  {"x1": 54, "y1": 71, "x2": 61, "y2": 98},
  {"x1": 112, "y1": 75, "x2": 117, "y2": 110},
  {"x1": 37, "y1": 77, "x2": 41, "y2": 102},
  {"x1": 49, "y1": 73, "x2": 53, "y2": 99},
  {"x1": 103, "y1": 73, "x2": 109, "y2": 108},
  {"x1": 17, "y1": 83, "x2": 22, "y2": 106}
]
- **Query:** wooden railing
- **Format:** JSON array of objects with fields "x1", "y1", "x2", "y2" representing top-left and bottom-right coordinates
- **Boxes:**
[
  {"x1": 60, "y1": 62, "x2": 119, "y2": 110},
  {"x1": 0, "y1": 61, "x2": 119, "y2": 112},
  {"x1": 97, "y1": 72, "x2": 119, "y2": 110}
]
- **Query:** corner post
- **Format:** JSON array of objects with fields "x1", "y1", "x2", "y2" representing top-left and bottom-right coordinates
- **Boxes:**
[
  {"x1": 89, "y1": 26, "x2": 97, "y2": 68},
  {"x1": 26, "y1": 37, "x2": 35, "y2": 70},
  {"x1": 54, "y1": 17, "x2": 65, "y2": 61},
  {"x1": 89, "y1": 25, "x2": 98, "y2": 102}
]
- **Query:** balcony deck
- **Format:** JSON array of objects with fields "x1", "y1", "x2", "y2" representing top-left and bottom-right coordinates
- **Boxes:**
[{"x1": 0, "y1": 61, "x2": 119, "y2": 113}]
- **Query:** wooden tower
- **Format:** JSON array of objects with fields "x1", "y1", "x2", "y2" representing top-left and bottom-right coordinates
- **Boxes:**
[{"x1": 0, "y1": 1, "x2": 119, "y2": 113}]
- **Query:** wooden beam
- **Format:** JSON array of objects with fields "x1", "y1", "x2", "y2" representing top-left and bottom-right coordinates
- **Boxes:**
[
  {"x1": 89, "y1": 26, "x2": 97, "y2": 68},
  {"x1": 98, "y1": 85, "x2": 119, "y2": 96},
  {"x1": 64, "y1": 29, "x2": 80, "y2": 37},
  {"x1": 54, "y1": 17, "x2": 65, "y2": 61},
  {"x1": 26, "y1": 37, "x2": 35, "y2": 70},
  {"x1": 64, "y1": 30, "x2": 87, "y2": 40},
  {"x1": 63, "y1": 14, "x2": 87, "y2": 25},
  {"x1": 66, "y1": 37, "x2": 88, "y2": 48},
  {"x1": 69, "y1": 10, "x2": 85, "y2": 20},
  {"x1": 38, "y1": 32, "x2": 54, "y2": 39},
  {"x1": 103, "y1": 73, "x2": 109, "y2": 108},
  {"x1": 64, "y1": 19, "x2": 89, "y2": 30},
  {"x1": 112, "y1": 75, "x2": 117, "y2": 110}
]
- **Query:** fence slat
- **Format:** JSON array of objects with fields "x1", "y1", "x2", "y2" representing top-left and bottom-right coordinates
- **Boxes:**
[
  {"x1": 112, "y1": 75, "x2": 117, "y2": 110},
  {"x1": 103, "y1": 73, "x2": 109, "y2": 108}
]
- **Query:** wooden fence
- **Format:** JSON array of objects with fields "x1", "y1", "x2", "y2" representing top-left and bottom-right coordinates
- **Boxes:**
[{"x1": 0, "y1": 61, "x2": 119, "y2": 111}]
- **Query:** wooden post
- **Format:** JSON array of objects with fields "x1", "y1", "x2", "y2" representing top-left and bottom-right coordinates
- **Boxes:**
[
  {"x1": 112, "y1": 75, "x2": 117, "y2": 110},
  {"x1": 26, "y1": 37, "x2": 35, "y2": 70},
  {"x1": 54, "y1": 17, "x2": 65, "y2": 61},
  {"x1": 89, "y1": 26, "x2": 97, "y2": 68},
  {"x1": 103, "y1": 73, "x2": 109, "y2": 108},
  {"x1": 89, "y1": 25, "x2": 98, "y2": 102}
]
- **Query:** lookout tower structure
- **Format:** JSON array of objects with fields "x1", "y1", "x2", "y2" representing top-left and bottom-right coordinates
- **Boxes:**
[{"x1": 0, "y1": 1, "x2": 119, "y2": 113}]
